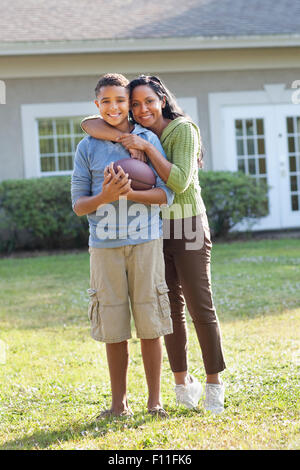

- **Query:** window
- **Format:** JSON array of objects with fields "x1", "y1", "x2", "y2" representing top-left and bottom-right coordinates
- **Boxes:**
[
  {"x1": 21, "y1": 101, "x2": 96, "y2": 178},
  {"x1": 38, "y1": 117, "x2": 86, "y2": 174}
]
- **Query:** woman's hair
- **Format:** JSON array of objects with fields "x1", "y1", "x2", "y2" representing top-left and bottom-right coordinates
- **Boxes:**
[
  {"x1": 128, "y1": 75, "x2": 185, "y2": 120},
  {"x1": 128, "y1": 74, "x2": 204, "y2": 168}
]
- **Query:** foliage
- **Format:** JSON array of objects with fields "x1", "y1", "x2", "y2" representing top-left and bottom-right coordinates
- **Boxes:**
[
  {"x1": 198, "y1": 170, "x2": 269, "y2": 237},
  {"x1": 0, "y1": 170, "x2": 270, "y2": 252},
  {"x1": 0, "y1": 176, "x2": 88, "y2": 252}
]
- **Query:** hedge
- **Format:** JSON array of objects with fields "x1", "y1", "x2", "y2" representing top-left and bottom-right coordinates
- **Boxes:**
[
  {"x1": 198, "y1": 170, "x2": 269, "y2": 237},
  {"x1": 0, "y1": 176, "x2": 88, "y2": 253},
  {"x1": 0, "y1": 171, "x2": 268, "y2": 253}
]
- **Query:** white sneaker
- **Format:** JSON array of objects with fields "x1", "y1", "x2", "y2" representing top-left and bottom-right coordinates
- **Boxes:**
[
  {"x1": 203, "y1": 382, "x2": 225, "y2": 414},
  {"x1": 175, "y1": 375, "x2": 203, "y2": 409}
]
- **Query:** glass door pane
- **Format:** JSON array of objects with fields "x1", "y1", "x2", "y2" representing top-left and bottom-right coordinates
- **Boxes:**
[
  {"x1": 286, "y1": 116, "x2": 300, "y2": 212},
  {"x1": 234, "y1": 118, "x2": 267, "y2": 184},
  {"x1": 234, "y1": 118, "x2": 268, "y2": 213}
]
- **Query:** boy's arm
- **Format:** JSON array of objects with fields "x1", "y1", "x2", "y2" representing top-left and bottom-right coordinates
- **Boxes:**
[
  {"x1": 127, "y1": 187, "x2": 167, "y2": 206},
  {"x1": 81, "y1": 116, "x2": 124, "y2": 142},
  {"x1": 74, "y1": 192, "x2": 108, "y2": 217}
]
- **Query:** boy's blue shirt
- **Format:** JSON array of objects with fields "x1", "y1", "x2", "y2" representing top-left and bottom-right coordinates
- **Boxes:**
[{"x1": 71, "y1": 124, "x2": 174, "y2": 248}]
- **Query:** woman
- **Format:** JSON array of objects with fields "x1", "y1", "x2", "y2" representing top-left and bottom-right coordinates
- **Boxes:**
[{"x1": 82, "y1": 75, "x2": 226, "y2": 414}]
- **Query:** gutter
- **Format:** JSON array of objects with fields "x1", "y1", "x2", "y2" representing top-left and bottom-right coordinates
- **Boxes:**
[{"x1": 0, "y1": 34, "x2": 300, "y2": 56}]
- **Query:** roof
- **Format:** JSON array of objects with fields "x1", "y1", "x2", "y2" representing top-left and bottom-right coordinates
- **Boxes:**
[{"x1": 1, "y1": 0, "x2": 300, "y2": 44}]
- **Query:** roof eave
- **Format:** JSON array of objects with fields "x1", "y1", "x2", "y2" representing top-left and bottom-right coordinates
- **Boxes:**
[{"x1": 0, "y1": 34, "x2": 300, "y2": 56}]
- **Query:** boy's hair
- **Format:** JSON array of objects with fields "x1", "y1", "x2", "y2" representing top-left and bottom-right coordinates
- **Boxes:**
[{"x1": 95, "y1": 73, "x2": 129, "y2": 97}]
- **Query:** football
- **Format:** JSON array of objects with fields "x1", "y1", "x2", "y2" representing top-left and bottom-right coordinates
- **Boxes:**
[{"x1": 113, "y1": 158, "x2": 156, "y2": 190}]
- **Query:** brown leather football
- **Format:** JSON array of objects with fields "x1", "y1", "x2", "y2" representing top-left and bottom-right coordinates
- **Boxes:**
[{"x1": 113, "y1": 158, "x2": 156, "y2": 190}]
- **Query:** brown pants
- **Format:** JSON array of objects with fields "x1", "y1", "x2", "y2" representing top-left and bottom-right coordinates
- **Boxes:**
[{"x1": 163, "y1": 213, "x2": 226, "y2": 375}]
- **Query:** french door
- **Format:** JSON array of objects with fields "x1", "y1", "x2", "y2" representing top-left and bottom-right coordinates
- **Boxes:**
[{"x1": 223, "y1": 104, "x2": 300, "y2": 230}]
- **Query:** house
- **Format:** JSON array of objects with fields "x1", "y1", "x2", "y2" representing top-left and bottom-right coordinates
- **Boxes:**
[{"x1": 0, "y1": 0, "x2": 299, "y2": 231}]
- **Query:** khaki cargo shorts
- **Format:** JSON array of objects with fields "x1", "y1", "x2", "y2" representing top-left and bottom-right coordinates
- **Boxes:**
[{"x1": 87, "y1": 238, "x2": 173, "y2": 343}]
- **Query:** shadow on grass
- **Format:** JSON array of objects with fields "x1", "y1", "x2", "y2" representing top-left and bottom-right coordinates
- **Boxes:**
[{"x1": 0, "y1": 407, "x2": 202, "y2": 450}]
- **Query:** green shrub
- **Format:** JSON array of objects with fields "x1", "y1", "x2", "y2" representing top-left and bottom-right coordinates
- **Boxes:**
[
  {"x1": 0, "y1": 171, "x2": 269, "y2": 253},
  {"x1": 0, "y1": 176, "x2": 88, "y2": 253},
  {"x1": 198, "y1": 170, "x2": 269, "y2": 237}
]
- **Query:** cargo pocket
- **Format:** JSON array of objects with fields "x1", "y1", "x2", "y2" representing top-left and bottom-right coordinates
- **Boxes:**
[
  {"x1": 87, "y1": 288, "x2": 99, "y2": 322},
  {"x1": 87, "y1": 288, "x2": 103, "y2": 340},
  {"x1": 156, "y1": 282, "x2": 171, "y2": 318}
]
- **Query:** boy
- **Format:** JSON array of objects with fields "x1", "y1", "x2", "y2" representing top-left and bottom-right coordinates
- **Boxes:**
[{"x1": 71, "y1": 73, "x2": 174, "y2": 418}]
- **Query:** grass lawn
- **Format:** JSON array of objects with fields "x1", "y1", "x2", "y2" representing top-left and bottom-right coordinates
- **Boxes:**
[{"x1": 0, "y1": 238, "x2": 299, "y2": 450}]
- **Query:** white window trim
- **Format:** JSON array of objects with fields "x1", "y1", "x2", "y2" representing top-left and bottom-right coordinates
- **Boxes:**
[
  {"x1": 21, "y1": 101, "x2": 96, "y2": 178},
  {"x1": 21, "y1": 98, "x2": 198, "y2": 178},
  {"x1": 208, "y1": 84, "x2": 295, "y2": 171}
]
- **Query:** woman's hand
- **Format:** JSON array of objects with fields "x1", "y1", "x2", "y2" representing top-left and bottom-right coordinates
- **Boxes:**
[
  {"x1": 118, "y1": 134, "x2": 148, "y2": 152},
  {"x1": 119, "y1": 133, "x2": 172, "y2": 184},
  {"x1": 129, "y1": 148, "x2": 147, "y2": 163}
]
